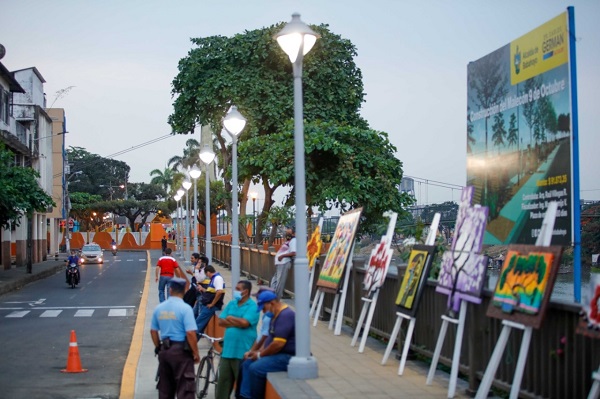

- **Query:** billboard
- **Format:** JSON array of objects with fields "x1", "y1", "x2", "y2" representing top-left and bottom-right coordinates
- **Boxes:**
[{"x1": 467, "y1": 10, "x2": 576, "y2": 245}]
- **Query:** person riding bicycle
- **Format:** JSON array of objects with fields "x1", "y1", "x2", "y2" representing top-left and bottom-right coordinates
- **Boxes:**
[{"x1": 65, "y1": 249, "x2": 80, "y2": 283}]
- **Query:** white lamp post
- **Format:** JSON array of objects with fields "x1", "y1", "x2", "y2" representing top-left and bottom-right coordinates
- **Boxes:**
[
  {"x1": 189, "y1": 165, "x2": 202, "y2": 255},
  {"x1": 182, "y1": 179, "x2": 192, "y2": 263},
  {"x1": 223, "y1": 105, "x2": 246, "y2": 288},
  {"x1": 250, "y1": 191, "x2": 258, "y2": 243},
  {"x1": 275, "y1": 12, "x2": 320, "y2": 380},
  {"x1": 199, "y1": 144, "x2": 216, "y2": 263},
  {"x1": 173, "y1": 194, "x2": 181, "y2": 255},
  {"x1": 176, "y1": 189, "x2": 185, "y2": 257}
]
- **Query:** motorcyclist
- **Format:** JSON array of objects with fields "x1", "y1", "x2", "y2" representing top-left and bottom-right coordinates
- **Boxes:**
[
  {"x1": 111, "y1": 239, "x2": 117, "y2": 253},
  {"x1": 65, "y1": 249, "x2": 81, "y2": 283}
]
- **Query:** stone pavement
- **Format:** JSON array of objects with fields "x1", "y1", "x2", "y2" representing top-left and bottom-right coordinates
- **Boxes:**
[{"x1": 133, "y1": 250, "x2": 471, "y2": 399}]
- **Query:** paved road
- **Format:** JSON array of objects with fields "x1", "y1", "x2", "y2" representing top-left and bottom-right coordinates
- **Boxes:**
[{"x1": 0, "y1": 251, "x2": 147, "y2": 399}]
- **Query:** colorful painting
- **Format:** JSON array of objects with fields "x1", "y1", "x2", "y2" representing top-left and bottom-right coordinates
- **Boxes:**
[
  {"x1": 396, "y1": 245, "x2": 436, "y2": 317},
  {"x1": 487, "y1": 245, "x2": 562, "y2": 329},
  {"x1": 307, "y1": 225, "x2": 323, "y2": 271},
  {"x1": 317, "y1": 208, "x2": 362, "y2": 292},
  {"x1": 576, "y1": 274, "x2": 600, "y2": 339},
  {"x1": 436, "y1": 186, "x2": 489, "y2": 313},
  {"x1": 363, "y1": 235, "x2": 393, "y2": 296}
]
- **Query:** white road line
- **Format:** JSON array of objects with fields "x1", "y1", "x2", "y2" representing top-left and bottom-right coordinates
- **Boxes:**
[
  {"x1": 127, "y1": 259, "x2": 133, "y2": 262},
  {"x1": 115, "y1": 259, "x2": 122, "y2": 262},
  {"x1": 6, "y1": 311, "x2": 30, "y2": 318},
  {"x1": 74, "y1": 309, "x2": 94, "y2": 317},
  {"x1": 40, "y1": 310, "x2": 62, "y2": 317},
  {"x1": 108, "y1": 309, "x2": 127, "y2": 317},
  {"x1": 1, "y1": 305, "x2": 135, "y2": 310},
  {"x1": 139, "y1": 259, "x2": 146, "y2": 261}
]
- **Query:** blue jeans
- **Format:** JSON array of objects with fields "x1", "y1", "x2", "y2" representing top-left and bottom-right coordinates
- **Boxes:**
[
  {"x1": 192, "y1": 295, "x2": 203, "y2": 318},
  {"x1": 195, "y1": 304, "x2": 218, "y2": 335},
  {"x1": 158, "y1": 276, "x2": 172, "y2": 303},
  {"x1": 240, "y1": 353, "x2": 292, "y2": 399}
]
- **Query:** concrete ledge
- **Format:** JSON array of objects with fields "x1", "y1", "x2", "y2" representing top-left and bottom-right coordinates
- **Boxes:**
[
  {"x1": 0, "y1": 264, "x2": 63, "y2": 297},
  {"x1": 266, "y1": 372, "x2": 321, "y2": 399}
]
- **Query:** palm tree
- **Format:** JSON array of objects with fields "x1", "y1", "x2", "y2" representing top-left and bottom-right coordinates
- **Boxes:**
[
  {"x1": 168, "y1": 138, "x2": 200, "y2": 171},
  {"x1": 149, "y1": 167, "x2": 183, "y2": 195},
  {"x1": 491, "y1": 112, "x2": 507, "y2": 153},
  {"x1": 507, "y1": 113, "x2": 519, "y2": 149}
]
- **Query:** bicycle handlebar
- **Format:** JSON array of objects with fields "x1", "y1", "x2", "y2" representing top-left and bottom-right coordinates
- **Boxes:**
[{"x1": 200, "y1": 333, "x2": 223, "y2": 343}]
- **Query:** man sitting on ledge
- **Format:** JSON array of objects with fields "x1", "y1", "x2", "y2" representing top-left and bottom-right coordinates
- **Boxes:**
[{"x1": 239, "y1": 290, "x2": 296, "y2": 399}]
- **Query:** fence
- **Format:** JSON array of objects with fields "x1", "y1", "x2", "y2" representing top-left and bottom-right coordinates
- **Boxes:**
[{"x1": 202, "y1": 238, "x2": 599, "y2": 399}]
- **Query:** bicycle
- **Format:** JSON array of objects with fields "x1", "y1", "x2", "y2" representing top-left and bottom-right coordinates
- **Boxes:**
[{"x1": 196, "y1": 333, "x2": 222, "y2": 398}]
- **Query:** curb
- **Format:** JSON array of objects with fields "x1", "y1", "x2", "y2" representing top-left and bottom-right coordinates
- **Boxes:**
[{"x1": 0, "y1": 264, "x2": 64, "y2": 297}]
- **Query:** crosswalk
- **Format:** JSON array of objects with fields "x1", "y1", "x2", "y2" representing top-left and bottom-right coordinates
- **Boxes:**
[{"x1": 3, "y1": 307, "x2": 135, "y2": 318}]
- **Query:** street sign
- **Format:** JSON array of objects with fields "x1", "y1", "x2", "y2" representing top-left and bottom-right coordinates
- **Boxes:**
[{"x1": 68, "y1": 219, "x2": 74, "y2": 229}]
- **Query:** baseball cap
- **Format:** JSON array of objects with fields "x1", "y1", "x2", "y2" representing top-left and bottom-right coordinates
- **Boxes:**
[
  {"x1": 169, "y1": 277, "x2": 187, "y2": 290},
  {"x1": 256, "y1": 290, "x2": 278, "y2": 311}
]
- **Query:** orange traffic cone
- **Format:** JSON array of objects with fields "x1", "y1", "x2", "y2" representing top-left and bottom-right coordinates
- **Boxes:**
[{"x1": 61, "y1": 330, "x2": 88, "y2": 373}]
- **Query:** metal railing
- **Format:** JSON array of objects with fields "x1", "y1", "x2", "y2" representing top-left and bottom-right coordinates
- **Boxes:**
[{"x1": 202, "y1": 238, "x2": 599, "y2": 399}]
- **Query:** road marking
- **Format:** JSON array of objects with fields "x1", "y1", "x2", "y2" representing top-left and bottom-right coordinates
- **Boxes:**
[
  {"x1": 1, "y1": 305, "x2": 135, "y2": 310},
  {"x1": 127, "y1": 259, "x2": 133, "y2": 262},
  {"x1": 74, "y1": 309, "x2": 94, "y2": 317},
  {"x1": 6, "y1": 311, "x2": 30, "y2": 318},
  {"x1": 108, "y1": 309, "x2": 128, "y2": 317},
  {"x1": 139, "y1": 259, "x2": 146, "y2": 261},
  {"x1": 40, "y1": 310, "x2": 62, "y2": 317},
  {"x1": 4, "y1": 298, "x2": 47, "y2": 306},
  {"x1": 115, "y1": 259, "x2": 122, "y2": 262}
]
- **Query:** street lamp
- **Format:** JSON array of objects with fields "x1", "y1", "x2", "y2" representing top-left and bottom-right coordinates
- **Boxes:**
[
  {"x1": 275, "y1": 12, "x2": 320, "y2": 380},
  {"x1": 199, "y1": 144, "x2": 216, "y2": 263},
  {"x1": 223, "y1": 105, "x2": 246, "y2": 288},
  {"x1": 250, "y1": 192, "x2": 258, "y2": 243},
  {"x1": 189, "y1": 165, "x2": 202, "y2": 255},
  {"x1": 182, "y1": 179, "x2": 192, "y2": 264},
  {"x1": 176, "y1": 188, "x2": 185, "y2": 258},
  {"x1": 173, "y1": 193, "x2": 181, "y2": 255}
]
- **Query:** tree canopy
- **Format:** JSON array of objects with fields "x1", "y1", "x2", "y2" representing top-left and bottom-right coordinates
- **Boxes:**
[{"x1": 0, "y1": 143, "x2": 55, "y2": 228}]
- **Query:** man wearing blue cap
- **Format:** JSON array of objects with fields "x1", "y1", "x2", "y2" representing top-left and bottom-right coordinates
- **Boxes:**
[
  {"x1": 239, "y1": 290, "x2": 296, "y2": 399},
  {"x1": 151, "y1": 277, "x2": 200, "y2": 399}
]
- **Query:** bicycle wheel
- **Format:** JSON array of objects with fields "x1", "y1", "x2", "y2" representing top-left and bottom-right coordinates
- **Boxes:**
[{"x1": 196, "y1": 356, "x2": 211, "y2": 399}]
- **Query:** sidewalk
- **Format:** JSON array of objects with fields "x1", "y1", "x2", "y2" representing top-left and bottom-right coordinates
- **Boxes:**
[
  {"x1": 133, "y1": 250, "x2": 471, "y2": 399},
  {"x1": 0, "y1": 256, "x2": 66, "y2": 297}
]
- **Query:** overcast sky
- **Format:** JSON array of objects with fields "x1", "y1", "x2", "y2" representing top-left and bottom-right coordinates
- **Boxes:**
[{"x1": 1, "y1": 0, "x2": 598, "y2": 207}]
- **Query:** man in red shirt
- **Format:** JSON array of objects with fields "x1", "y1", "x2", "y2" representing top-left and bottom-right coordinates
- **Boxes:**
[{"x1": 156, "y1": 248, "x2": 184, "y2": 303}]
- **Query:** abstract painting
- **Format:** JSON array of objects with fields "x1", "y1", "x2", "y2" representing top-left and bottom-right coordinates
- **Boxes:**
[
  {"x1": 396, "y1": 245, "x2": 436, "y2": 317},
  {"x1": 307, "y1": 225, "x2": 323, "y2": 271},
  {"x1": 487, "y1": 245, "x2": 562, "y2": 329},
  {"x1": 576, "y1": 273, "x2": 600, "y2": 339},
  {"x1": 317, "y1": 208, "x2": 362, "y2": 293},
  {"x1": 363, "y1": 235, "x2": 393, "y2": 296}
]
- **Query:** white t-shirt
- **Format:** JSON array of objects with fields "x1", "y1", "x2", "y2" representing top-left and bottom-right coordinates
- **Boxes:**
[
  {"x1": 211, "y1": 273, "x2": 225, "y2": 290},
  {"x1": 193, "y1": 266, "x2": 207, "y2": 283},
  {"x1": 275, "y1": 237, "x2": 297, "y2": 265}
]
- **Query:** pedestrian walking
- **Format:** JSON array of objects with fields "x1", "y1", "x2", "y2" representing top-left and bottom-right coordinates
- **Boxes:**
[
  {"x1": 215, "y1": 280, "x2": 259, "y2": 399},
  {"x1": 156, "y1": 248, "x2": 184, "y2": 303},
  {"x1": 271, "y1": 227, "x2": 296, "y2": 298},
  {"x1": 161, "y1": 235, "x2": 168, "y2": 255},
  {"x1": 150, "y1": 277, "x2": 200, "y2": 399}
]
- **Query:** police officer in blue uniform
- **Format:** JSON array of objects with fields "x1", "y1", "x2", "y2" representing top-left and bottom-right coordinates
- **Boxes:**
[{"x1": 151, "y1": 277, "x2": 200, "y2": 399}]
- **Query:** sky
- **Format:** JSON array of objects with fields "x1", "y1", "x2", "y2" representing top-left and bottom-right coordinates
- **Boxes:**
[{"x1": 1, "y1": 0, "x2": 599, "y2": 207}]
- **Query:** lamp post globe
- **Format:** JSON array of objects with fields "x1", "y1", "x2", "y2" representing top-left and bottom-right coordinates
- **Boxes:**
[
  {"x1": 189, "y1": 165, "x2": 201, "y2": 254},
  {"x1": 199, "y1": 145, "x2": 216, "y2": 263},
  {"x1": 223, "y1": 105, "x2": 246, "y2": 289},
  {"x1": 275, "y1": 12, "x2": 319, "y2": 380}
]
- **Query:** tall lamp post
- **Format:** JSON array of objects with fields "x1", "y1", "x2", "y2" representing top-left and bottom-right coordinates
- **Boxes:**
[
  {"x1": 176, "y1": 188, "x2": 185, "y2": 258},
  {"x1": 200, "y1": 145, "x2": 216, "y2": 263},
  {"x1": 174, "y1": 193, "x2": 182, "y2": 255},
  {"x1": 182, "y1": 179, "x2": 192, "y2": 264},
  {"x1": 250, "y1": 192, "x2": 258, "y2": 243},
  {"x1": 275, "y1": 12, "x2": 320, "y2": 380},
  {"x1": 223, "y1": 105, "x2": 246, "y2": 288},
  {"x1": 189, "y1": 165, "x2": 202, "y2": 254}
]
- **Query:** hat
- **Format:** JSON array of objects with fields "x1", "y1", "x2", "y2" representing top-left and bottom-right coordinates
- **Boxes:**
[
  {"x1": 252, "y1": 285, "x2": 275, "y2": 298},
  {"x1": 256, "y1": 290, "x2": 278, "y2": 311},
  {"x1": 169, "y1": 277, "x2": 186, "y2": 290}
]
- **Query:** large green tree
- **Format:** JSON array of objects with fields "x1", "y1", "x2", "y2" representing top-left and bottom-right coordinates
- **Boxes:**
[
  {"x1": 0, "y1": 143, "x2": 55, "y2": 229},
  {"x1": 169, "y1": 22, "x2": 368, "y2": 241}
]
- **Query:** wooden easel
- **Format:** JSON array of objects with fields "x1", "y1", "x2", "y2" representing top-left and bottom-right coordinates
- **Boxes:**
[
  {"x1": 475, "y1": 201, "x2": 558, "y2": 399},
  {"x1": 381, "y1": 214, "x2": 440, "y2": 375},
  {"x1": 308, "y1": 218, "x2": 324, "y2": 299},
  {"x1": 310, "y1": 242, "x2": 355, "y2": 336},
  {"x1": 351, "y1": 211, "x2": 398, "y2": 353}
]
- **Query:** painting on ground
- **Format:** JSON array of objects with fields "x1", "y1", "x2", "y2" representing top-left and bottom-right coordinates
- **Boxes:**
[
  {"x1": 576, "y1": 273, "x2": 600, "y2": 339},
  {"x1": 466, "y1": 10, "x2": 576, "y2": 245},
  {"x1": 487, "y1": 245, "x2": 562, "y2": 329},
  {"x1": 307, "y1": 225, "x2": 323, "y2": 271},
  {"x1": 395, "y1": 245, "x2": 436, "y2": 317},
  {"x1": 317, "y1": 208, "x2": 362, "y2": 292},
  {"x1": 363, "y1": 235, "x2": 394, "y2": 296}
]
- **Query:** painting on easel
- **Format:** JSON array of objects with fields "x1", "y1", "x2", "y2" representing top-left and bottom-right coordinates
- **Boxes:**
[
  {"x1": 307, "y1": 225, "x2": 323, "y2": 271},
  {"x1": 363, "y1": 235, "x2": 394, "y2": 296},
  {"x1": 577, "y1": 274, "x2": 600, "y2": 339},
  {"x1": 317, "y1": 208, "x2": 362, "y2": 292},
  {"x1": 395, "y1": 245, "x2": 436, "y2": 317},
  {"x1": 486, "y1": 245, "x2": 563, "y2": 329}
]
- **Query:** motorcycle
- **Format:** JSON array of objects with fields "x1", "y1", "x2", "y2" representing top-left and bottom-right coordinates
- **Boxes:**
[
  {"x1": 67, "y1": 263, "x2": 80, "y2": 289},
  {"x1": 111, "y1": 244, "x2": 117, "y2": 255}
]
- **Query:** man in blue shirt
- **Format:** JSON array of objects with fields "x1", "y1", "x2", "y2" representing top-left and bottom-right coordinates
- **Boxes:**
[
  {"x1": 65, "y1": 249, "x2": 80, "y2": 284},
  {"x1": 239, "y1": 290, "x2": 296, "y2": 399},
  {"x1": 151, "y1": 277, "x2": 200, "y2": 399},
  {"x1": 215, "y1": 280, "x2": 259, "y2": 399}
]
